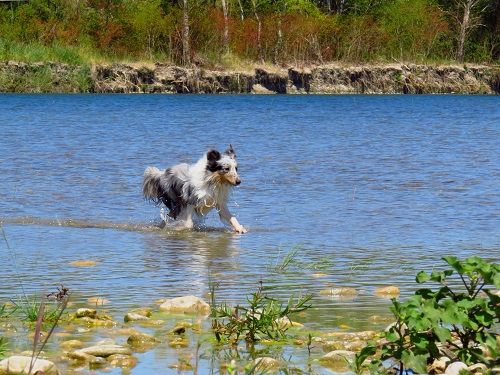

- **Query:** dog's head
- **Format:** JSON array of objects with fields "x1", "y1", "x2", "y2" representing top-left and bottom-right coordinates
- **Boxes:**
[{"x1": 206, "y1": 145, "x2": 241, "y2": 186}]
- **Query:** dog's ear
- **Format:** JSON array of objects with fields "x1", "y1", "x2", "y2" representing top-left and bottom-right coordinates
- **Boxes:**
[
  {"x1": 224, "y1": 144, "x2": 236, "y2": 159},
  {"x1": 206, "y1": 149, "x2": 222, "y2": 172}
]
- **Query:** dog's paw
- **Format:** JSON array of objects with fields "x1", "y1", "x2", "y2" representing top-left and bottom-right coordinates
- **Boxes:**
[{"x1": 234, "y1": 226, "x2": 248, "y2": 234}]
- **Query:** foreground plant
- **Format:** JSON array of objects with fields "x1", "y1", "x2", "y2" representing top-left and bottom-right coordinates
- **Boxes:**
[
  {"x1": 210, "y1": 282, "x2": 312, "y2": 344},
  {"x1": 365, "y1": 256, "x2": 499, "y2": 374},
  {"x1": 0, "y1": 337, "x2": 6, "y2": 359}
]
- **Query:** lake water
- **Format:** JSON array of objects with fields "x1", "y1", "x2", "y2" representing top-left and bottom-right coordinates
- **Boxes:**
[{"x1": 0, "y1": 94, "x2": 499, "y2": 373}]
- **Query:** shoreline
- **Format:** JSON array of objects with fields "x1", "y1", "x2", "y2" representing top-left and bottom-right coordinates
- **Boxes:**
[{"x1": 0, "y1": 61, "x2": 499, "y2": 94}]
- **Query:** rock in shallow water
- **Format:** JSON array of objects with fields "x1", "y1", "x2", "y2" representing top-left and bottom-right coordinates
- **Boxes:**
[
  {"x1": 60, "y1": 339, "x2": 84, "y2": 350},
  {"x1": 127, "y1": 331, "x2": 159, "y2": 346},
  {"x1": 124, "y1": 312, "x2": 151, "y2": 322},
  {"x1": 320, "y1": 350, "x2": 355, "y2": 372},
  {"x1": 73, "y1": 344, "x2": 132, "y2": 357},
  {"x1": 107, "y1": 354, "x2": 138, "y2": 368},
  {"x1": 374, "y1": 286, "x2": 400, "y2": 296},
  {"x1": 76, "y1": 308, "x2": 97, "y2": 319},
  {"x1": 0, "y1": 355, "x2": 60, "y2": 375},
  {"x1": 159, "y1": 295, "x2": 210, "y2": 314},
  {"x1": 253, "y1": 357, "x2": 281, "y2": 370},
  {"x1": 319, "y1": 287, "x2": 357, "y2": 297}
]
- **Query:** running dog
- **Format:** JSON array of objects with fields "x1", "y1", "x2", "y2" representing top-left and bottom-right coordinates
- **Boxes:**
[{"x1": 142, "y1": 145, "x2": 247, "y2": 233}]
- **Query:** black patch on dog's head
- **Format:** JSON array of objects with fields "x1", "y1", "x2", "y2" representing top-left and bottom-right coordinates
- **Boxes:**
[
  {"x1": 224, "y1": 144, "x2": 236, "y2": 159},
  {"x1": 206, "y1": 149, "x2": 222, "y2": 172}
]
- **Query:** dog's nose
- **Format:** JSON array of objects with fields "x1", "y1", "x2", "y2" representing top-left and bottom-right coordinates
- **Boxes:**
[{"x1": 235, "y1": 179, "x2": 241, "y2": 185}]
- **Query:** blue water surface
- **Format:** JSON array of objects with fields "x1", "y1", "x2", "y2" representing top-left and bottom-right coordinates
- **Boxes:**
[{"x1": 0, "y1": 93, "x2": 499, "y2": 324}]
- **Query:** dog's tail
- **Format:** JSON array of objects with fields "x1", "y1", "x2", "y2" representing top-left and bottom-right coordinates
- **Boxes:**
[{"x1": 143, "y1": 167, "x2": 165, "y2": 204}]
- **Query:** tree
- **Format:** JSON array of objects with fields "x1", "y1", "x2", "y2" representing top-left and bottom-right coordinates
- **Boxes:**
[
  {"x1": 221, "y1": 0, "x2": 229, "y2": 52},
  {"x1": 451, "y1": 0, "x2": 491, "y2": 60},
  {"x1": 182, "y1": 0, "x2": 190, "y2": 64},
  {"x1": 492, "y1": 0, "x2": 500, "y2": 58}
]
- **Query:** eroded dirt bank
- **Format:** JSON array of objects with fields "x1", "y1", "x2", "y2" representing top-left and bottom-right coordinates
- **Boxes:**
[{"x1": 1, "y1": 61, "x2": 499, "y2": 94}]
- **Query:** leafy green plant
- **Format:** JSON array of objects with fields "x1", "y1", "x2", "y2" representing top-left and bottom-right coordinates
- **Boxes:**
[
  {"x1": 210, "y1": 282, "x2": 312, "y2": 344},
  {"x1": 369, "y1": 256, "x2": 499, "y2": 374},
  {"x1": 348, "y1": 344, "x2": 377, "y2": 375}
]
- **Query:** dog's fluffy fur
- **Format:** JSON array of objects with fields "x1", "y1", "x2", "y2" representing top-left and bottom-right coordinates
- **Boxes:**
[{"x1": 143, "y1": 145, "x2": 247, "y2": 233}]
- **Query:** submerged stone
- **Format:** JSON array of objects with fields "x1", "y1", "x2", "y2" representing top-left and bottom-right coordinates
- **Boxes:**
[
  {"x1": 320, "y1": 350, "x2": 355, "y2": 371},
  {"x1": 168, "y1": 337, "x2": 189, "y2": 348},
  {"x1": 108, "y1": 354, "x2": 138, "y2": 368},
  {"x1": 129, "y1": 307, "x2": 152, "y2": 317},
  {"x1": 69, "y1": 260, "x2": 98, "y2": 267},
  {"x1": 127, "y1": 332, "x2": 159, "y2": 346},
  {"x1": 253, "y1": 357, "x2": 281, "y2": 370},
  {"x1": 168, "y1": 361, "x2": 193, "y2": 370},
  {"x1": 322, "y1": 339, "x2": 366, "y2": 352},
  {"x1": 311, "y1": 273, "x2": 328, "y2": 278},
  {"x1": 319, "y1": 287, "x2": 357, "y2": 297},
  {"x1": 66, "y1": 351, "x2": 107, "y2": 366},
  {"x1": 374, "y1": 286, "x2": 400, "y2": 296},
  {"x1": 60, "y1": 339, "x2": 84, "y2": 350},
  {"x1": 159, "y1": 295, "x2": 210, "y2": 314},
  {"x1": 0, "y1": 355, "x2": 60, "y2": 375},
  {"x1": 87, "y1": 296, "x2": 110, "y2": 305}
]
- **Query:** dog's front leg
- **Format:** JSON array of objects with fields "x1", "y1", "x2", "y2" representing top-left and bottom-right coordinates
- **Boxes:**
[
  {"x1": 178, "y1": 205, "x2": 195, "y2": 229},
  {"x1": 218, "y1": 204, "x2": 247, "y2": 234}
]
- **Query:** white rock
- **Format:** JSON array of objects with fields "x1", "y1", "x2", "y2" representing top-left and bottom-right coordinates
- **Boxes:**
[
  {"x1": 75, "y1": 344, "x2": 132, "y2": 357},
  {"x1": 159, "y1": 295, "x2": 210, "y2": 314},
  {"x1": 445, "y1": 361, "x2": 468, "y2": 375},
  {"x1": 0, "y1": 355, "x2": 60, "y2": 375}
]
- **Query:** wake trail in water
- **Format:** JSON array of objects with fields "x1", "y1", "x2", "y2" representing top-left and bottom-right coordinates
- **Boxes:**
[
  {"x1": 0, "y1": 216, "x2": 276, "y2": 233},
  {"x1": 0, "y1": 216, "x2": 160, "y2": 232}
]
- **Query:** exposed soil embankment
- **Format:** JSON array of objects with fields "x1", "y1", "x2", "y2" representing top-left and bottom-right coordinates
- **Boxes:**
[{"x1": 1, "y1": 61, "x2": 499, "y2": 94}]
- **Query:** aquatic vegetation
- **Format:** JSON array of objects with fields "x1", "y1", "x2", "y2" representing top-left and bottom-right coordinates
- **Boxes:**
[
  {"x1": 363, "y1": 256, "x2": 499, "y2": 374},
  {"x1": 0, "y1": 337, "x2": 6, "y2": 359},
  {"x1": 210, "y1": 282, "x2": 312, "y2": 344},
  {"x1": 270, "y1": 246, "x2": 334, "y2": 274}
]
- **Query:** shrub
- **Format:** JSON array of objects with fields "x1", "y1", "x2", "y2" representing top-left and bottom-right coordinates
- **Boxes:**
[{"x1": 365, "y1": 256, "x2": 499, "y2": 374}]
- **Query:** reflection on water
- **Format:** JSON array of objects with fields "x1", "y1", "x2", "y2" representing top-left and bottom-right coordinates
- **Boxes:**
[{"x1": 0, "y1": 94, "x2": 499, "y2": 333}]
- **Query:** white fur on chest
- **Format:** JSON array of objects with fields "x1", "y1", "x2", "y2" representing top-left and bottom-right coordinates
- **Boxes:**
[{"x1": 189, "y1": 159, "x2": 231, "y2": 216}]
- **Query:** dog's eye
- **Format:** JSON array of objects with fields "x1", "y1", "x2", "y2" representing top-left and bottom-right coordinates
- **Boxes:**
[{"x1": 235, "y1": 167, "x2": 238, "y2": 171}]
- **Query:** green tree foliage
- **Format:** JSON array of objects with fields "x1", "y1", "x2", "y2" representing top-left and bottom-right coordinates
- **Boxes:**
[{"x1": 0, "y1": 0, "x2": 497, "y2": 64}]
